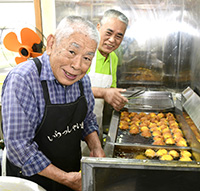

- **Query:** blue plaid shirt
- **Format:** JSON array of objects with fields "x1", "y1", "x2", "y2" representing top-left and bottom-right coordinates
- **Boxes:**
[{"x1": 1, "y1": 52, "x2": 98, "y2": 176}]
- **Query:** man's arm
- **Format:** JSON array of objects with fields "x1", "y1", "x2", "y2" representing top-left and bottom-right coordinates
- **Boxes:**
[
  {"x1": 38, "y1": 164, "x2": 81, "y2": 191},
  {"x1": 92, "y1": 87, "x2": 128, "y2": 111},
  {"x1": 84, "y1": 131, "x2": 105, "y2": 157}
]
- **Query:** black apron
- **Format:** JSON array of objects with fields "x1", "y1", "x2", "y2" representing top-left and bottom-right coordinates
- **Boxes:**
[{"x1": 6, "y1": 58, "x2": 88, "y2": 191}]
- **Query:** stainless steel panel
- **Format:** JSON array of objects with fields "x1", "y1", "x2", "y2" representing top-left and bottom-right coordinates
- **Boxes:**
[{"x1": 55, "y1": 0, "x2": 200, "y2": 92}]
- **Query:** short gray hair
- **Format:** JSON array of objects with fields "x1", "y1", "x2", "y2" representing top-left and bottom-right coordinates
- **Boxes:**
[
  {"x1": 55, "y1": 16, "x2": 99, "y2": 45},
  {"x1": 100, "y1": 9, "x2": 129, "y2": 27}
]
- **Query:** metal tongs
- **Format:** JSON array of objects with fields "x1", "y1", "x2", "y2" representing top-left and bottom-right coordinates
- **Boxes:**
[
  {"x1": 121, "y1": 87, "x2": 146, "y2": 99},
  {"x1": 121, "y1": 87, "x2": 152, "y2": 108}
]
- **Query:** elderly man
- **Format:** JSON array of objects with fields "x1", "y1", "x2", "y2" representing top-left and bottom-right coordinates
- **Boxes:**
[
  {"x1": 1, "y1": 16, "x2": 105, "y2": 191},
  {"x1": 88, "y1": 9, "x2": 129, "y2": 142}
]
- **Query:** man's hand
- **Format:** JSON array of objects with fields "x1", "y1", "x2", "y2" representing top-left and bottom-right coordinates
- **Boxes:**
[
  {"x1": 84, "y1": 131, "x2": 106, "y2": 157},
  {"x1": 103, "y1": 88, "x2": 128, "y2": 111},
  {"x1": 92, "y1": 87, "x2": 128, "y2": 111}
]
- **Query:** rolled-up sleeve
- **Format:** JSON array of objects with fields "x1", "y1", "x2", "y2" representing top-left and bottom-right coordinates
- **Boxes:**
[{"x1": 2, "y1": 73, "x2": 51, "y2": 176}]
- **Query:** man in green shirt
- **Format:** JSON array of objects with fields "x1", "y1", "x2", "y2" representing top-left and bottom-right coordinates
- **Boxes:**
[{"x1": 87, "y1": 9, "x2": 129, "y2": 143}]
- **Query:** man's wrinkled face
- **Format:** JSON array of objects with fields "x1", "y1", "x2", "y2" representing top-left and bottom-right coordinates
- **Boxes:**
[
  {"x1": 46, "y1": 32, "x2": 97, "y2": 86},
  {"x1": 97, "y1": 17, "x2": 126, "y2": 57}
]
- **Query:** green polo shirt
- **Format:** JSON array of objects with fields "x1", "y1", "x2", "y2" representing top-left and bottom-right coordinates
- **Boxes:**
[{"x1": 87, "y1": 49, "x2": 118, "y2": 88}]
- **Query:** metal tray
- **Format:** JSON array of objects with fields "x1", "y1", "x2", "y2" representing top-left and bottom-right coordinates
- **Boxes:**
[{"x1": 125, "y1": 91, "x2": 174, "y2": 110}]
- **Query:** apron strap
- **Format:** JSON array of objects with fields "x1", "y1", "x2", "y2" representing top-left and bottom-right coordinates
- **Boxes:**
[
  {"x1": 33, "y1": 58, "x2": 51, "y2": 105},
  {"x1": 78, "y1": 80, "x2": 84, "y2": 96}
]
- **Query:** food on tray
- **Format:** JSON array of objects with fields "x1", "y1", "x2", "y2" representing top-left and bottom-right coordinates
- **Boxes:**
[
  {"x1": 153, "y1": 139, "x2": 165, "y2": 145},
  {"x1": 149, "y1": 122, "x2": 157, "y2": 128},
  {"x1": 141, "y1": 130, "x2": 152, "y2": 138},
  {"x1": 118, "y1": 111, "x2": 189, "y2": 148},
  {"x1": 180, "y1": 150, "x2": 192, "y2": 158},
  {"x1": 140, "y1": 126, "x2": 149, "y2": 132},
  {"x1": 121, "y1": 111, "x2": 129, "y2": 117},
  {"x1": 156, "y1": 149, "x2": 168, "y2": 157},
  {"x1": 149, "y1": 112, "x2": 157, "y2": 118},
  {"x1": 119, "y1": 121, "x2": 129, "y2": 130},
  {"x1": 179, "y1": 156, "x2": 192, "y2": 162},
  {"x1": 171, "y1": 128, "x2": 183, "y2": 134},
  {"x1": 165, "y1": 137, "x2": 175, "y2": 145},
  {"x1": 166, "y1": 112, "x2": 176, "y2": 121},
  {"x1": 129, "y1": 112, "x2": 137, "y2": 118},
  {"x1": 162, "y1": 127, "x2": 171, "y2": 134},
  {"x1": 129, "y1": 127, "x2": 140, "y2": 134},
  {"x1": 153, "y1": 135, "x2": 164, "y2": 141},
  {"x1": 173, "y1": 133, "x2": 183, "y2": 142},
  {"x1": 145, "y1": 149, "x2": 155, "y2": 158},
  {"x1": 176, "y1": 138, "x2": 187, "y2": 147},
  {"x1": 135, "y1": 154, "x2": 147, "y2": 159},
  {"x1": 163, "y1": 132, "x2": 173, "y2": 139},
  {"x1": 169, "y1": 150, "x2": 179, "y2": 159},
  {"x1": 152, "y1": 130, "x2": 162, "y2": 137},
  {"x1": 157, "y1": 112, "x2": 165, "y2": 119},
  {"x1": 160, "y1": 154, "x2": 173, "y2": 161}
]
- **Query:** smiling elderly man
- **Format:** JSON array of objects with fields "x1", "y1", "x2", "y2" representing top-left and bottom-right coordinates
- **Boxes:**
[{"x1": 1, "y1": 16, "x2": 105, "y2": 191}]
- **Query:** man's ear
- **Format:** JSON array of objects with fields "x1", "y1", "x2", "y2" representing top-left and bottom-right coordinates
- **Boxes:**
[
  {"x1": 46, "y1": 34, "x2": 55, "y2": 55},
  {"x1": 97, "y1": 23, "x2": 101, "y2": 31}
]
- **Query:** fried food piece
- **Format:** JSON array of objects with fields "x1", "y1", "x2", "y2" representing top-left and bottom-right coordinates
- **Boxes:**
[
  {"x1": 162, "y1": 127, "x2": 171, "y2": 134},
  {"x1": 163, "y1": 132, "x2": 173, "y2": 140},
  {"x1": 135, "y1": 154, "x2": 147, "y2": 159},
  {"x1": 157, "y1": 113, "x2": 165, "y2": 119},
  {"x1": 119, "y1": 120, "x2": 129, "y2": 130},
  {"x1": 150, "y1": 118, "x2": 159, "y2": 123},
  {"x1": 169, "y1": 150, "x2": 179, "y2": 159},
  {"x1": 149, "y1": 123, "x2": 157, "y2": 128},
  {"x1": 145, "y1": 149, "x2": 155, "y2": 158},
  {"x1": 152, "y1": 130, "x2": 162, "y2": 137},
  {"x1": 130, "y1": 124, "x2": 138, "y2": 129},
  {"x1": 156, "y1": 149, "x2": 168, "y2": 157},
  {"x1": 121, "y1": 111, "x2": 129, "y2": 117},
  {"x1": 120, "y1": 116, "x2": 131, "y2": 122},
  {"x1": 119, "y1": 124, "x2": 129, "y2": 130},
  {"x1": 153, "y1": 139, "x2": 165, "y2": 146},
  {"x1": 159, "y1": 124, "x2": 168, "y2": 130},
  {"x1": 139, "y1": 112, "x2": 146, "y2": 117},
  {"x1": 165, "y1": 137, "x2": 175, "y2": 145},
  {"x1": 171, "y1": 128, "x2": 183, "y2": 134},
  {"x1": 129, "y1": 127, "x2": 140, "y2": 135},
  {"x1": 140, "y1": 116, "x2": 148, "y2": 122},
  {"x1": 160, "y1": 154, "x2": 173, "y2": 161},
  {"x1": 180, "y1": 150, "x2": 192, "y2": 158},
  {"x1": 140, "y1": 126, "x2": 149, "y2": 132},
  {"x1": 166, "y1": 112, "x2": 175, "y2": 121},
  {"x1": 130, "y1": 119, "x2": 140, "y2": 126},
  {"x1": 173, "y1": 133, "x2": 183, "y2": 142},
  {"x1": 141, "y1": 130, "x2": 152, "y2": 138},
  {"x1": 176, "y1": 138, "x2": 187, "y2": 147},
  {"x1": 129, "y1": 112, "x2": 137, "y2": 118},
  {"x1": 149, "y1": 112, "x2": 157, "y2": 118},
  {"x1": 179, "y1": 156, "x2": 192, "y2": 162},
  {"x1": 153, "y1": 135, "x2": 164, "y2": 141}
]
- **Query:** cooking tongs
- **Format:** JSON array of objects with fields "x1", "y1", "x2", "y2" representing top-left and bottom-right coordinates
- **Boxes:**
[{"x1": 121, "y1": 87, "x2": 146, "y2": 99}]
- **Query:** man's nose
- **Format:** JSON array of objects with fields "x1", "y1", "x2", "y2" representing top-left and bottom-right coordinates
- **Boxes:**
[
  {"x1": 71, "y1": 56, "x2": 82, "y2": 70},
  {"x1": 108, "y1": 35, "x2": 115, "y2": 42}
]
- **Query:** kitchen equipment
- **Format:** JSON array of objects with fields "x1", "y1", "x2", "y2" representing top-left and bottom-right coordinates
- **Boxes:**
[{"x1": 82, "y1": 90, "x2": 200, "y2": 191}]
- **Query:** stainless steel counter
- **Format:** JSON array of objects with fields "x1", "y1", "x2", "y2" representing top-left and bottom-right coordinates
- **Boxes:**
[{"x1": 82, "y1": 89, "x2": 200, "y2": 191}]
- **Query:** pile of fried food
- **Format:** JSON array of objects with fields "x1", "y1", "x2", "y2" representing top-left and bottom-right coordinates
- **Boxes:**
[
  {"x1": 119, "y1": 111, "x2": 187, "y2": 147},
  {"x1": 144, "y1": 148, "x2": 192, "y2": 161}
]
